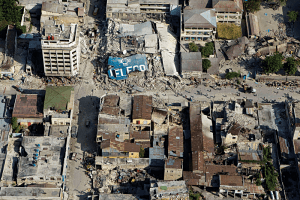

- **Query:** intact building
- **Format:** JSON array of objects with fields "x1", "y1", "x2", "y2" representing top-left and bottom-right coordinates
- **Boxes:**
[
  {"x1": 212, "y1": 0, "x2": 243, "y2": 25},
  {"x1": 181, "y1": 8, "x2": 217, "y2": 43},
  {"x1": 43, "y1": 86, "x2": 74, "y2": 126},
  {"x1": 180, "y1": 52, "x2": 202, "y2": 78},
  {"x1": 12, "y1": 94, "x2": 44, "y2": 126},
  {"x1": 40, "y1": 2, "x2": 81, "y2": 76},
  {"x1": 132, "y1": 95, "x2": 152, "y2": 128},
  {"x1": 17, "y1": 136, "x2": 65, "y2": 186},
  {"x1": 164, "y1": 158, "x2": 183, "y2": 180},
  {"x1": 106, "y1": 0, "x2": 180, "y2": 20}
]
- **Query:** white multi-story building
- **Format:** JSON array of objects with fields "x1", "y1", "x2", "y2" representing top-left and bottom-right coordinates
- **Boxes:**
[
  {"x1": 40, "y1": 2, "x2": 82, "y2": 77},
  {"x1": 181, "y1": 8, "x2": 217, "y2": 43},
  {"x1": 212, "y1": 0, "x2": 243, "y2": 25}
]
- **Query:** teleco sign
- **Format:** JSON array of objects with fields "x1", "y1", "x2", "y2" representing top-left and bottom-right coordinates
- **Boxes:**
[{"x1": 108, "y1": 54, "x2": 148, "y2": 80}]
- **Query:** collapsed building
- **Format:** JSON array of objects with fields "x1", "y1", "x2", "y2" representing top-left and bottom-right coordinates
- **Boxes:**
[{"x1": 0, "y1": 25, "x2": 17, "y2": 77}]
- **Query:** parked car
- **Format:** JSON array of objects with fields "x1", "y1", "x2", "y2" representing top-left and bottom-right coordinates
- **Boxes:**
[
  {"x1": 93, "y1": 7, "x2": 99, "y2": 16},
  {"x1": 13, "y1": 85, "x2": 23, "y2": 92},
  {"x1": 70, "y1": 152, "x2": 77, "y2": 160},
  {"x1": 85, "y1": 120, "x2": 90, "y2": 127},
  {"x1": 71, "y1": 126, "x2": 77, "y2": 138}
]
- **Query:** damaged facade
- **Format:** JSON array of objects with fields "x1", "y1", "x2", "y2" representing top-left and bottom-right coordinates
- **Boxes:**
[
  {"x1": 106, "y1": 0, "x2": 180, "y2": 20},
  {"x1": 41, "y1": 1, "x2": 82, "y2": 76}
]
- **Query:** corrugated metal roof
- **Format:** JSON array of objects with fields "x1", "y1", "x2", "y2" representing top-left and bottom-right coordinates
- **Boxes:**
[
  {"x1": 279, "y1": 136, "x2": 289, "y2": 154},
  {"x1": 101, "y1": 139, "x2": 140, "y2": 153},
  {"x1": 219, "y1": 175, "x2": 243, "y2": 186},
  {"x1": 12, "y1": 95, "x2": 43, "y2": 119},
  {"x1": 98, "y1": 115, "x2": 130, "y2": 125},
  {"x1": 183, "y1": 8, "x2": 217, "y2": 29},
  {"x1": 103, "y1": 95, "x2": 120, "y2": 107},
  {"x1": 149, "y1": 147, "x2": 165, "y2": 167},
  {"x1": 181, "y1": 52, "x2": 202, "y2": 73},
  {"x1": 168, "y1": 125, "x2": 184, "y2": 157},
  {"x1": 132, "y1": 95, "x2": 152, "y2": 120},
  {"x1": 189, "y1": 0, "x2": 211, "y2": 9},
  {"x1": 130, "y1": 130, "x2": 150, "y2": 140},
  {"x1": 228, "y1": 123, "x2": 241, "y2": 136},
  {"x1": 101, "y1": 107, "x2": 120, "y2": 116},
  {"x1": 212, "y1": 0, "x2": 243, "y2": 12},
  {"x1": 165, "y1": 158, "x2": 183, "y2": 169},
  {"x1": 190, "y1": 104, "x2": 203, "y2": 152}
]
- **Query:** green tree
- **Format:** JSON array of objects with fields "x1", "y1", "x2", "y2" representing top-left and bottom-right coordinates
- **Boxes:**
[
  {"x1": 14, "y1": 125, "x2": 21, "y2": 133},
  {"x1": 139, "y1": 147, "x2": 145, "y2": 158},
  {"x1": 225, "y1": 71, "x2": 240, "y2": 79},
  {"x1": 15, "y1": 22, "x2": 26, "y2": 34},
  {"x1": 11, "y1": 117, "x2": 18, "y2": 129},
  {"x1": 189, "y1": 189, "x2": 201, "y2": 200},
  {"x1": 201, "y1": 42, "x2": 214, "y2": 57},
  {"x1": 288, "y1": 11, "x2": 298, "y2": 23},
  {"x1": 202, "y1": 59, "x2": 211, "y2": 72},
  {"x1": 0, "y1": 0, "x2": 24, "y2": 37},
  {"x1": 263, "y1": 53, "x2": 283, "y2": 74},
  {"x1": 244, "y1": 0, "x2": 261, "y2": 13},
  {"x1": 263, "y1": 162, "x2": 278, "y2": 191},
  {"x1": 0, "y1": 0, "x2": 23, "y2": 23},
  {"x1": 256, "y1": 179, "x2": 262, "y2": 186},
  {"x1": 189, "y1": 42, "x2": 198, "y2": 52},
  {"x1": 284, "y1": 57, "x2": 297, "y2": 75}
]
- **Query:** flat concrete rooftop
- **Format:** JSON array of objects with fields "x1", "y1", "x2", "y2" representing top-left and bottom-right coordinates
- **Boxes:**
[
  {"x1": 0, "y1": 187, "x2": 61, "y2": 199},
  {"x1": 17, "y1": 136, "x2": 65, "y2": 179}
]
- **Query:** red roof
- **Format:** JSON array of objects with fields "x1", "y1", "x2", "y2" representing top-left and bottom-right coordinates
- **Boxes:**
[{"x1": 12, "y1": 95, "x2": 43, "y2": 119}]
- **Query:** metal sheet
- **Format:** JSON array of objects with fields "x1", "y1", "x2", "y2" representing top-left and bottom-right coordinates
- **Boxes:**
[{"x1": 108, "y1": 54, "x2": 148, "y2": 80}]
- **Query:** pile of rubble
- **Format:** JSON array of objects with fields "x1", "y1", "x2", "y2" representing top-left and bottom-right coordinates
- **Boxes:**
[{"x1": 94, "y1": 168, "x2": 153, "y2": 195}]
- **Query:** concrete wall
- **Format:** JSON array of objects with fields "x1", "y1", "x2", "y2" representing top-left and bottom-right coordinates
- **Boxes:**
[
  {"x1": 17, "y1": 175, "x2": 62, "y2": 186},
  {"x1": 164, "y1": 168, "x2": 182, "y2": 180},
  {"x1": 132, "y1": 119, "x2": 151, "y2": 125},
  {"x1": 18, "y1": 118, "x2": 43, "y2": 124},
  {"x1": 129, "y1": 152, "x2": 139, "y2": 158},
  {"x1": 224, "y1": 133, "x2": 238, "y2": 145},
  {"x1": 21, "y1": 7, "x2": 26, "y2": 26},
  {"x1": 95, "y1": 157, "x2": 150, "y2": 170},
  {"x1": 181, "y1": 28, "x2": 216, "y2": 43},
  {"x1": 216, "y1": 12, "x2": 242, "y2": 25},
  {"x1": 256, "y1": 74, "x2": 300, "y2": 82},
  {"x1": 51, "y1": 118, "x2": 71, "y2": 126}
]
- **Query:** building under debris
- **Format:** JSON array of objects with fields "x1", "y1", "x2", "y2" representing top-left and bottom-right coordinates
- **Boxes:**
[{"x1": 0, "y1": 25, "x2": 17, "y2": 77}]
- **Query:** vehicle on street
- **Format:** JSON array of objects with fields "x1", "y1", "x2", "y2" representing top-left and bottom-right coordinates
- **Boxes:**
[
  {"x1": 85, "y1": 120, "x2": 90, "y2": 127},
  {"x1": 70, "y1": 152, "x2": 77, "y2": 160},
  {"x1": 71, "y1": 126, "x2": 77, "y2": 138},
  {"x1": 93, "y1": 7, "x2": 99, "y2": 16}
]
